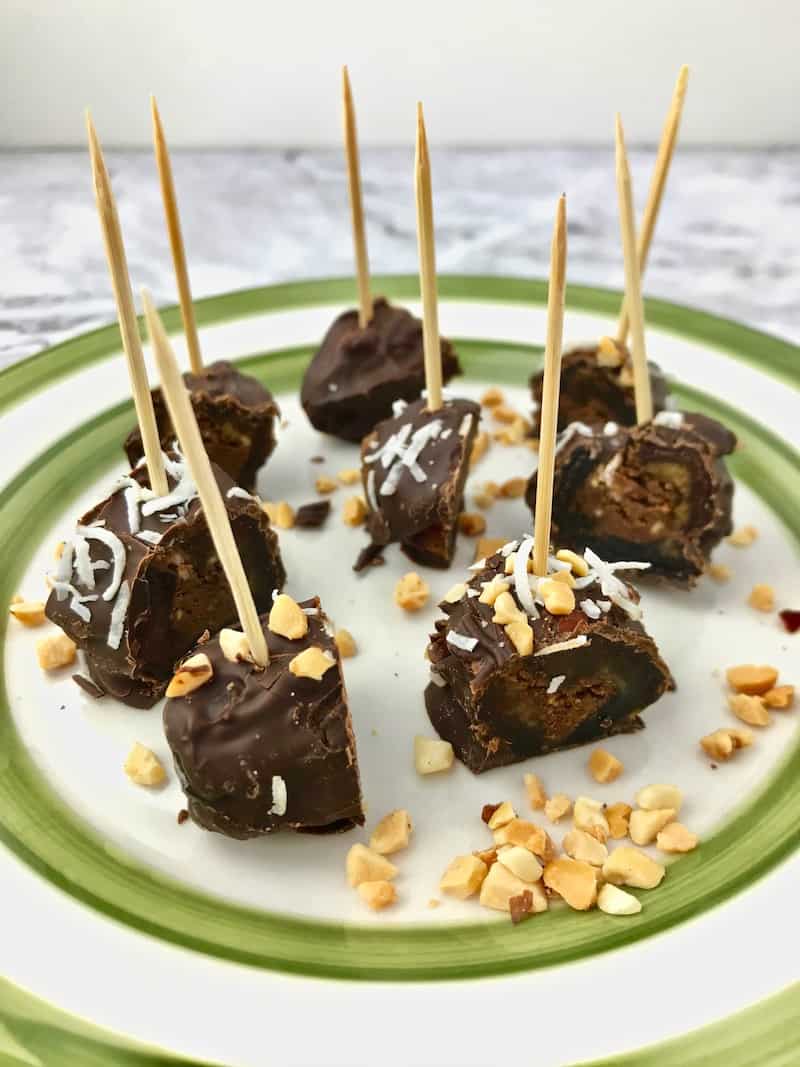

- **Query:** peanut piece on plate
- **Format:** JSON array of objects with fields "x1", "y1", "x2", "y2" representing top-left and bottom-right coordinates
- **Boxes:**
[
  {"x1": 597, "y1": 883, "x2": 642, "y2": 916},
  {"x1": 555, "y1": 549, "x2": 589, "y2": 577},
  {"x1": 440, "y1": 854, "x2": 488, "y2": 899},
  {"x1": 544, "y1": 793, "x2": 572, "y2": 823},
  {"x1": 458, "y1": 512, "x2": 487, "y2": 537},
  {"x1": 629, "y1": 808, "x2": 677, "y2": 846},
  {"x1": 602, "y1": 847, "x2": 665, "y2": 890},
  {"x1": 269, "y1": 594, "x2": 309, "y2": 640},
  {"x1": 497, "y1": 845, "x2": 543, "y2": 884},
  {"x1": 543, "y1": 857, "x2": 598, "y2": 911},
  {"x1": 707, "y1": 563, "x2": 731, "y2": 582},
  {"x1": 480, "y1": 387, "x2": 504, "y2": 408},
  {"x1": 342, "y1": 496, "x2": 367, "y2": 526},
  {"x1": 493, "y1": 819, "x2": 554, "y2": 861},
  {"x1": 165, "y1": 652, "x2": 212, "y2": 697},
  {"x1": 36, "y1": 632, "x2": 77, "y2": 671},
  {"x1": 656, "y1": 822, "x2": 699, "y2": 853},
  {"x1": 370, "y1": 810, "x2": 413, "y2": 855},
  {"x1": 9, "y1": 600, "x2": 46, "y2": 627},
  {"x1": 288, "y1": 646, "x2": 336, "y2": 681},
  {"x1": 728, "y1": 693, "x2": 771, "y2": 727},
  {"x1": 346, "y1": 843, "x2": 398, "y2": 887},
  {"x1": 334, "y1": 629, "x2": 357, "y2": 657},
  {"x1": 124, "y1": 742, "x2": 166, "y2": 787},
  {"x1": 763, "y1": 685, "x2": 794, "y2": 710},
  {"x1": 524, "y1": 772, "x2": 547, "y2": 811},
  {"x1": 414, "y1": 736, "x2": 454, "y2": 775},
  {"x1": 263, "y1": 500, "x2": 295, "y2": 529},
  {"x1": 573, "y1": 796, "x2": 610, "y2": 842},
  {"x1": 492, "y1": 403, "x2": 520, "y2": 425},
  {"x1": 480, "y1": 861, "x2": 548, "y2": 914},
  {"x1": 562, "y1": 829, "x2": 608, "y2": 866},
  {"x1": 337, "y1": 468, "x2": 361, "y2": 486},
  {"x1": 219, "y1": 628, "x2": 253, "y2": 664},
  {"x1": 358, "y1": 880, "x2": 397, "y2": 910},
  {"x1": 635, "y1": 784, "x2": 683, "y2": 813},
  {"x1": 498, "y1": 477, "x2": 527, "y2": 499},
  {"x1": 486, "y1": 801, "x2": 516, "y2": 830},
  {"x1": 727, "y1": 525, "x2": 758, "y2": 547},
  {"x1": 748, "y1": 584, "x2": 775, "y2": 612},
  {"x1": 726, "y1": 665, "x2": 779, "y2": 695},
  {"x1": 588, "y1": 748, "x2": 624, "y2": 784},
  {"x1": 315, "y1": 475, "x2": 338, "y2": 494},
  {"x1": 395, "y1": 573, "x2": 430, "y2": 612},
  {"x1": 700, "y1": 727, "x2": 754, "y2": 761},
  {"x1": 605, "y1": 802, "x2": 632, "y2": 839}
]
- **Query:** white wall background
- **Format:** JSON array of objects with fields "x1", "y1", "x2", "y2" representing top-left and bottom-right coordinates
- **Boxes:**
[{"x1": 2, "y1": 0, "x2": 798, "y2": 147}]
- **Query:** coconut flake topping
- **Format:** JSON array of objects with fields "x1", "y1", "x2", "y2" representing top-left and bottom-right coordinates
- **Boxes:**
[
  {"x1": 268, "y1": 775, "x2": 288, "y2": 816},
  {"x1": 447, "y1": 630, "x2": 478, "y2": 652},
  {"x1": 547, "y1": 674, "x2": 566, "y2": 694},
  {"x1": 653, "y1": 411, "x2": 684, "y2": 429}
]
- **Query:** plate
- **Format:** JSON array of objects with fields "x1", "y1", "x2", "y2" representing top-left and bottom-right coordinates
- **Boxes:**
[{"x1": 1, "y1": 275, "x2": 798, "y2": 1066}]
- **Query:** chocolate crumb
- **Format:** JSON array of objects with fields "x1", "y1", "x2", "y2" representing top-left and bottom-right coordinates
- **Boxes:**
[
  {"x1": 72, "y1": 674, "x2": 105, "y2": 699},
  {"x1": 711, "y1": 763, "x2": 718, "y2": 770},
  {"x1": 177, "y1": 809, "x2": 189, "y2": 825},
  {"x1": 353, "y1": 542, "x2": 386, "y2": 572},
  {"x1": 294, "y1": 500, "x2": 331, "y2": 528},
  {"x1": 510, "y1": 890, "x2": 534, "y2": 924},
  {"x1": 779, "y1": 609, "x2": 800, "y2": 633},
  {"x1": 310, "y1": 455, "x2": 325, "y2": 464},
  {"x1": 481, "y1": 802, "x2": 501, "y2": 824}
]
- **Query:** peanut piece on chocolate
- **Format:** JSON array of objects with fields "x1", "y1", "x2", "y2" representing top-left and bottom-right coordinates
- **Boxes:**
[
  {"x1": 165, "y1": 652, "x2": 213, "y2": 697},
  {"x1": 288, "y1": 646, "x2": 336, "y2": 681},
  {"x1": 269, "y1": 594, "x2": 309, "y2": 640}
]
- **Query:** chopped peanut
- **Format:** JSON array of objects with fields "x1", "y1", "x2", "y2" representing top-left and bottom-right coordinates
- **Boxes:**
[
  {"x1": 414, "y1": 735, "x2": 454, "y2": 775},
  {"x1": 555, "y1": 549, "x2": 589, "y2": 577},
  {"x1": 469, "y1": 431, "x2": 490, "y2": 467},
  {"x1": 700, "y1": 727, "x2": 754, "y2": 761},
  {"x1": 262, "y1": 500, "x2": 295, "y2": 529},
  {"x1": 395, "y1": 572, "x2": 430, "y2": 612},
  {"x1": 289, "y1": 646, "x2": 336, "y2": 681},
  {"x1": 492, "y1": 591, "x2": 526, "y2": 626},
  {"x1": 727, "y1": 525, "x2": 758, "y2": 547},
  {"x1": 473, "y1": 487, "x2": 496, "y2": 510},
  {"x1": 370, "y1": 810, "x2": 412, "y2": 855},
  {"x1": 493, "y1": 418, "x2": 528, "y2": 446},
  {"x1": 573, "y1": 796, "x2": 609, "y2": 842},
  {"x1": 440, "y1": 854, "x2": 488, "y2": 899},
  {"x1": 478, "y1": 577, "x2": 509, "y2": 606},
  {"x1": 550, "y1": 568, "x2": 576, "y2": 588},
  {"x1": 605, "y1": 802, "x2": 632, "y2": 840},
  {"x1": 342, "y1": 496, "x2": 367, "y2": 526},
  {"x1": 35, "y1": 632, "x2": 77, "y2": 671},
  {"x1": 334, "y1": 629, "x2": 357, "y2": 657},
  {"x1": 728, "y1": 693, "x2": 771, "y2": 727},
  {"x1": 165, "y1": 652, "x2": 212, "y2": 697},
  {"x1": 539, "y1": 578, "x2": 576, "y2": 616},
  {"x1": 597, "y1": 883, "x2": 641, "y2": 916},
  {"x1": 486, "y1": 801, "x2": 517, "y2": 829},
  {"x1": 9, "y1": 600, "x2": 46, "y2": 627},
  {"x1": 458, "y1": 512, "x2": 487, "y2": 537},
  {"x1": 493, "y1": 404, "x2": 520, "y2": 425},
  {"x1": 602, "y1": 847, "x2": 665, "y2": 890},
  {"x1": 562, "y1": 829, "x2": 608, "y2": 866},
  {"x1": 635, "y1": 784, "x2": 683, "y2": 813},
  {"x1": 764, "y1": 685, "x2": 794, "y2": 710},
  {"x1": 269, "y1": 594, "x2": 309, "y2": 640},
  {"x1": 524, "y1": 773, "x2": 547, "y2": 811},
  {"x1": 726, "y1": 665, "x2": 779, "y2": 695},
  {"x1": 544, "y1": 793, "x2": 572, "y2": 823},
  {"x1": 124, "y1": 742, "x2": 166, "y2": 787},
  {"x1": 596, "y1": 335, "x2": 625, "y2": 368},
  {"x1": 480, "y1": 861, "x2": 547, "y2": 914},
  {"x1": 346, "y1": 843, "x2": 398, "y2": 887},
  {"x1": 497, "y1": 845, "x2": 543, "y2": 883},
  {"x1": 656, "y1": 822, "x2": 699, "y2": 853},
  {"x1": 707, "y1": 563, "x2": 732, "y2": 583},
  {"x1": 315, "y1": 475, "x2": 338, "y2": 494},
  {"x1": 493, "y1": 819, "x2": 554, "y2": 861},
  {"x1": 505, "y1": 618, "x2": 533, "y2": 656},
  {"x1": 219, "y1": 628, "x2": 253, "y2": 664},
  {"x1": 629, "y1": 808, "x2": 677, "y2": 846},
  {"x1": 480, "y1": 386, "x2": 504, "y2": 408},
  {"x1": 748, "y1": 584, "x2": 775, "y2": 612},
  {"x1": 588, "y1": 748, "x2": 624, "y2": 784},
  {"x1": 358, "y1": 880, "x2": 397, "y2": 910},
  {"x1": 498, "y1": 477, "x2": 527, "y2": 499},
  {"x1": 337, "y1": 468, "x2": 361, "y2": 486},
  {"x1": 543, "y1": 857, "x2": 598, "y2": 911}
]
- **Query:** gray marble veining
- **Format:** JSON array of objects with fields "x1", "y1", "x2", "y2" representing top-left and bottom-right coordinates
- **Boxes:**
[{"x1": 1, "y1": 146, "x2": 798, "y2": 367}]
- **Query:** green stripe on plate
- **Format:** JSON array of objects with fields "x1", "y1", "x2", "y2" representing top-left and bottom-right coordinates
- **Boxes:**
[
  {"x1": 0, "y1": 274, "x2": 797, "y2": 415},
  {"x1": 0, "y1": 328, "x2": 799, "y2": 982}
]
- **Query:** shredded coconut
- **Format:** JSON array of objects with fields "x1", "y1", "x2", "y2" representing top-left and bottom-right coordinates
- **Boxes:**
[
  {"x1": 501, "y1": 540, "x2": 519, "y2": 556},
  {"x1": 446, "y1": 630, "x2": 478, "y2": 652},
  {"x1": 653, "y1": 411, "x2": 684, "y2": 429},
  {"x1": 513, "y1": 536, "x2": 539, "y2": 618},
  {"x1": 136, "y1": 530, "x2": 162, "y2": 545},
  {"x1": 227, "y1": 486, "x2": 255, "y2": 501},
  {"x1": 580, "y1": 599, "x2": 602, "y2": 620},
  {"x1": 73, "y1": 536, "x2": 95, "y2": 589},
  {"x1": 597, "y1": 599, "x2": 612, "y2": 612},
  {"x1": 547, "y1": 674, "x2": 566, "y2": 694},
  {"x1": 268, "y1": 775, "x2": 288, "y2": 815},
  {"x1": 107, "y1": 580, "x2": 130, "y2": 649},
  {"x1": 468, "y1": 558, "x2": 486, "y2": 571},
  {"x1": 536, "y1": 635, "x2": 590, "y2": 656},
  {"x1": 76, "y1": 525, "x2": 126, "y2": 602},
  {"x1": 392, "y1": 398, "x2": 408, "y2": 417},
  {"x1": 555, "y1": 421, "x2": 594, "y2": 455},
  {"x1": 603, "y1": 421, "x2": 620, "y2": 436}
]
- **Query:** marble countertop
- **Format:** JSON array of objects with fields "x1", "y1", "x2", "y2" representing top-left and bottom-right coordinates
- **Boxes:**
[{"x1": 1, "y1": 146, "x2": 799, "y2": 367}]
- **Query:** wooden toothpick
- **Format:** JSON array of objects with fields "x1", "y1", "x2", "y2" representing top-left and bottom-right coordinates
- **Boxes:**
[
  {"x1": 342, "y1": 68, "x2": 372, "y2": 329},
  {"x1": 615, "y1": 115, "x2": 653, "y2": 425},
  {"x1": 142, "y1": 290, "x2": 269, "y2": 668},
  {"x1": 533, "y1": 195, "x2": 568, "y2": 578},
  {"x1": 86, "y1": 112, "x2": 168, "y2": 498},
  {"x1": 616, "y1": 65, "x2": 689, "y2": 344},
  {"x1": 414, "y1": 103, "x2": 443, "y2": 413},
  {"x1": 151, "y1": 96, "x2": 203, "y2": 375}
]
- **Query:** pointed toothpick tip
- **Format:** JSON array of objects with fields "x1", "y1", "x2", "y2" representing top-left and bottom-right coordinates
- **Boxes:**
[{"x1": 678, "y1": 64, "x2": 689, "y2": 89}]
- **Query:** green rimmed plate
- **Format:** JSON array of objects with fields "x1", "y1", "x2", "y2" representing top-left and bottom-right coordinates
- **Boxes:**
[{"x1": 1, "y1": 276, "x2": 798, "y2": 1065}]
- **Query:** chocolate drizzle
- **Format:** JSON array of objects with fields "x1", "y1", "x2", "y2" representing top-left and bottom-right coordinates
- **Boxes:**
[
  {"x1": 357, "y1": 396, "x2": 480, "y2": 570},
  {"x1": 163, "y1": 600, "x2": 364, "y2": 838},
  {"x1": 301, "y1": 298, "x2": 461, "y2": 443},
  {"x1": 125, "y1": 361, "x2": 279, "y2": 491}
]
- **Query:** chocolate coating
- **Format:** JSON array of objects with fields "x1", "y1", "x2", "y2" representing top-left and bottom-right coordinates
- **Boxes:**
[
  {"x1": 301, "y1": 298, "x2": 461, "y2": 443},
  {"x1": 526, "y1": 412, "x2": 736, "y2": 587},
  {"x1": 357, "y1": 396, "x2": 480, "y2": 570},
  {"x1": 164, "y1": 600, "x2": 364, "y2": 838},
  {"x1": 425, "y1": 545, "x2": 674, "y2": 773},
  {"x1": 529, "y1": 345, "x2": 669, "y2": 435},
  {"x1": 46, "y1": 459, "x2": 285, "y2": 708},
  {"x1": 125, "y1": 361, "x2": 279, "y2": 491}
]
